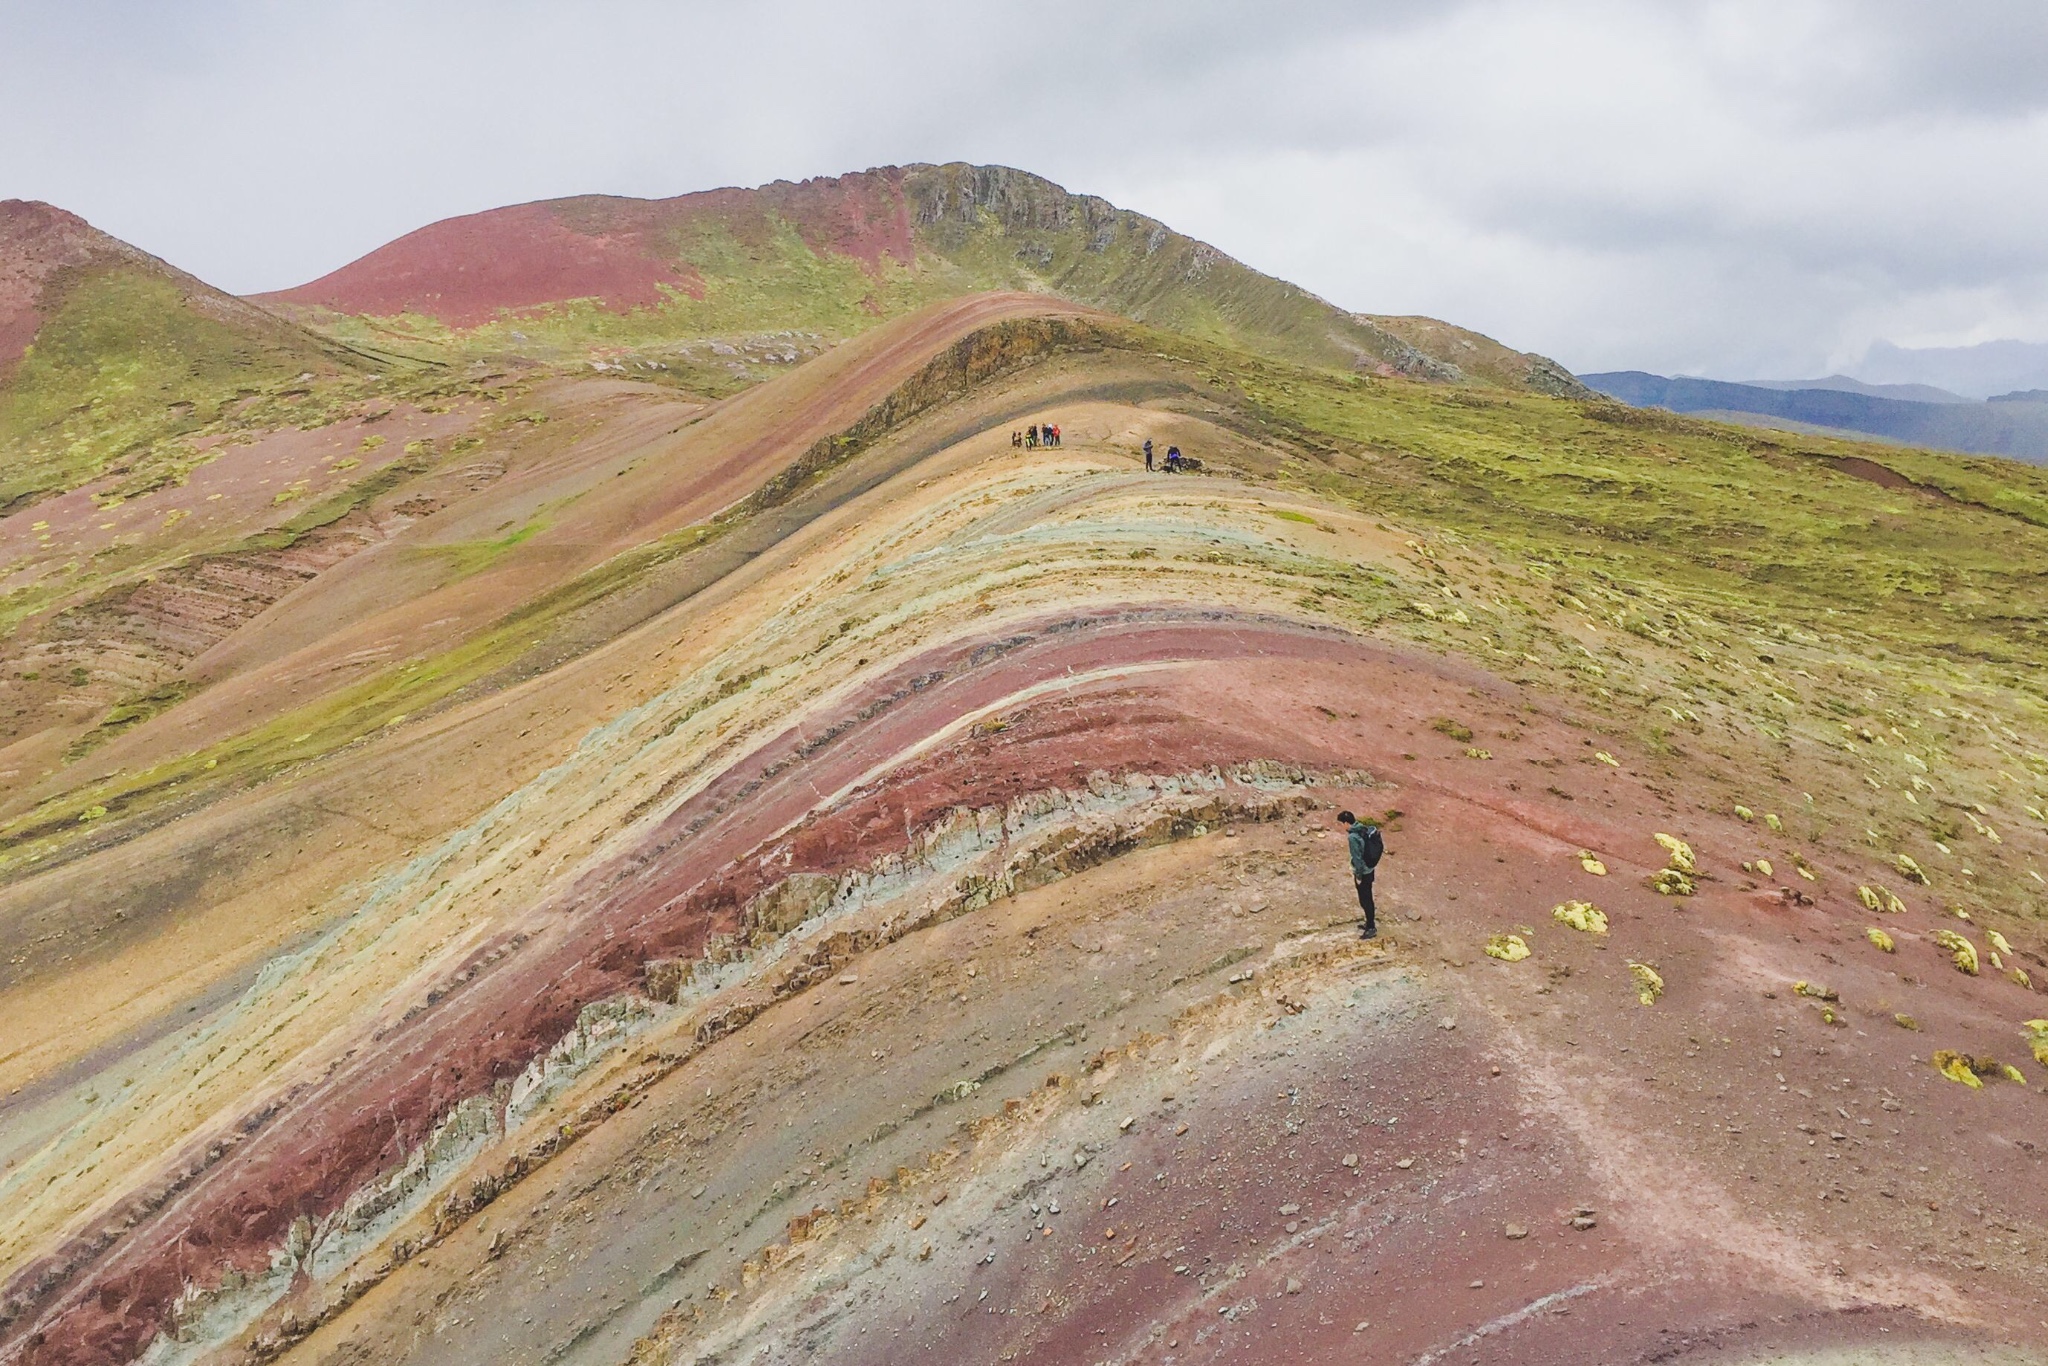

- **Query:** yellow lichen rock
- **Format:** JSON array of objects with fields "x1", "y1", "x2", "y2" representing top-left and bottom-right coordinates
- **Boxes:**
[
  {"x1": 1654, "y1": 833, "x2": 1697, "y2": 874},
  {"x1": 1650, "y1": 868, "x2": 1695, "y2": 896},
  {"x1": 1793, "y1": 981, "x2": 1839, "y2": 1001},
  {"x1": 1883, "y1": 888, "x2": 1908, "y2": 915},
  {"x1": 1933, "y1": 1050, "x2": 1983, "y2": 1089},
  {"x1": 1594, "y1": 751, "x2": 1619, "y2": 767},
  {"x1": 1934, "y1": 1050, "x2": 2025, "y2": 1087},
  {"x1": 2024, "y1": 1019, "x2": 2048, "y2": 1068},
  {"x1": 1734, "y1": 805, "x2": 1754, "y2": 822},
  {"x1": 1756, "y1": 858, "x2": 1774, "y2": 878},
  {"x1": 1578, "y1": 850, "x2": 1608, "y2": 876},
  {"x1": 1765, "y1": 813, "x2": 1783, "y2": 832},
  {"x1": 1628, "y1": 960, "x2": 1664, "y2": 1006},
  {"x1": 2013, "y1": 967, "x2": 2034, "y2": 989},
  {"x1": 1865, "y1": 927, "x2": 1896, "y2": 953},
  {"x1": 1552, "y1": 900, "x2": 1608, "y2": 934},
  {"x1": 1988, "y1": 929, "x2": 2014, "y2": 957},
  {"x1": 1485, "y1": 933, "x2": 1531, "y2": 962},
  {"x1": 1896, "y1": 854, "x2": 1929, "y2": 885},
  {"x1": 1857, "y1": 885, "x2": 1883, "y2": 911},
  {"x1": 1932, "y1": 928, "x2": 1980, "y2": 976}
]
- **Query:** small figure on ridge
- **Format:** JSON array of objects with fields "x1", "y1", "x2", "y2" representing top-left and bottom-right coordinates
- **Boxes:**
[{"x1": 1338, "y1": 809, "x2": 1383, "y2": 939}]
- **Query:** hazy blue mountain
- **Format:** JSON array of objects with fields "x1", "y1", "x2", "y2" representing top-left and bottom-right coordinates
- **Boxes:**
[
  {"x1": 1578, "y1": 371, "x2": 2048, "y2": 463},
  {"x1": 1853, "y1": 339, "x2": 2048, "y2": 400},
  {"x1": 1737, "y1": 374, "x2": 1969, "y2": 404}
]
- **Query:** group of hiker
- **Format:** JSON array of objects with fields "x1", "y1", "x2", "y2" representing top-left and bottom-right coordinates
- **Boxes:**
[
  {"x1": 1141, "y1": 438, "x2": 1191, "y2": 472},
  {"x1": 1012, "y1": 422, "x2": 1062, "y2": 449},
  {"x1": 1008, "y1": 424, "x2": 1200, "y2": 473}
]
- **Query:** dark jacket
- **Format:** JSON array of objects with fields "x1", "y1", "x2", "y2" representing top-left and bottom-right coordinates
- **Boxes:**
[{"x1": 1348, "y1": 822, "x2": 1383, "y2": 879}]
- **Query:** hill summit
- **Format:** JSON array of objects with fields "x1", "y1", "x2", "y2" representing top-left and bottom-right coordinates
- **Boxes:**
[
  {"x1": 0, "y1": 199, "x2": 362, "y2": 509},
  {"x1": 259, "y1": 164, "x2": 1586, "y2": 395}
]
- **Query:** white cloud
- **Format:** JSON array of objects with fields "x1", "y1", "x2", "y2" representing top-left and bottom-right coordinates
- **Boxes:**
[{"x1": 2, "y1": 0, "x2": 2044, "y2": 377}]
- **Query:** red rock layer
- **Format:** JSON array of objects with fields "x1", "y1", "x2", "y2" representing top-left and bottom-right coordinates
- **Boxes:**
[
  {"x1": 257, "y1": 169, "x2": 919, "y2": 327},
  {"x1": 3, "y1": 608, "x2": 1384, "y2": 1366}
]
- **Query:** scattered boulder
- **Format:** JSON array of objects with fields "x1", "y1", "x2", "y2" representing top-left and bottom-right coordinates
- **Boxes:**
[
  {"x1": 1552, "y1": 900, "x2": 1607, "y2": 934},
  {"x1": 1650, "y1": 869, "x2": 1695, "y2": 896},
  {"x1": 1932, "y1": 929, "x2": 1980, "y2": 976},
  {"x1": 1654, "y1": 833, "x2": 1696, "y2": 874},
  {"x1": 1485, "y1": 933, "x2": 1530, "y2": 962}
]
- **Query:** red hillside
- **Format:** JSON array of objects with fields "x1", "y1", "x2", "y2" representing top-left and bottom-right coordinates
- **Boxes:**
[{"x1": 257, "y1": 170, "x2": 921, "y2": 327}]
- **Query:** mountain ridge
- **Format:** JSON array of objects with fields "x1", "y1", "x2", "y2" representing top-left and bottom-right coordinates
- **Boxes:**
[
  {"x1": 1579, "y1": 368, "x2": 2048, "y2": 463},
  {"x1": 255, "y1": 163, "x2": 1590, "y2": 396},
  {"x1": 1857, "y1": 336, "x2": 2048, "y2": 399},
  {"x1": 1735, "y1": 373, "x2": 1969, "y2": 404}
]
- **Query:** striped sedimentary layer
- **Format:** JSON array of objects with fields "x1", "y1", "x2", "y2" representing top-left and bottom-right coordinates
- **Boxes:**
[
  {"x1": 0, "y1": 436, "x2": 1409, "y2": 1363},
  {"x1": 154, "y1": 774, "x2": 1338, "y2": 1363}
]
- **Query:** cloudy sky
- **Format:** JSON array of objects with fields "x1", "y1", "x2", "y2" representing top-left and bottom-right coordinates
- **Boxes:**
[{"x1": 4, "y1": 0, "x2": 2045, "y2": 378}]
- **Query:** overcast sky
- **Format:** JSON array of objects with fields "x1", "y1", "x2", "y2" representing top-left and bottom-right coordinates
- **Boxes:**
[{"x1": 4, "y1": 0, "x2": 2045, "y2": 378}]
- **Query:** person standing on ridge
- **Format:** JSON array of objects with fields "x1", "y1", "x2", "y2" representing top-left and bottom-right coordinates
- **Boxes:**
[
  {"x1": 1144, "y1": 438, "x2": 1154, "y2": 470},
  {"x1": 1338, "y1": 810, "x2": 1382, "y2": 939}
]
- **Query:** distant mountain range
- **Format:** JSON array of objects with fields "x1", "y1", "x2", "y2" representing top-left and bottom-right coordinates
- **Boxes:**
[
  {"x1": 1578, "y1": 370, "x2": 2048, "y2": 463},
  {"x1": 1734, "y1": 374, "x2": 1969, "y2": 404},
  {"x1": 1856, "y1": 338, "x2": 2048, "y2": 400}
]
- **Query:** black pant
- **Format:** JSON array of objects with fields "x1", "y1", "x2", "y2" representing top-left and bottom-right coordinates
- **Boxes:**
[{"x1": 1354, "y1": 873, "x2": 1376, "y2": 926}]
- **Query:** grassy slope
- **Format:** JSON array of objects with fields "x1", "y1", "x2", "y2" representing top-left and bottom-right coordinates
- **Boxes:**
[
  {"x1": 899, "y1": 163, "x2": 1579, "y2": 388},
  {"x1": 1211, "y1": 350, "x2": 2048, "y2": 928},
  {"x1": 0, "y1": 265, "x2": 374, "y2": 510},
  {"x1": 297, "y1": 215, "x2": 976, "y2": 396}
]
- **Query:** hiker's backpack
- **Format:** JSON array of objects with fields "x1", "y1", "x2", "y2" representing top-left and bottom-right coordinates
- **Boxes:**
[{"x1": 1359, "y1": 823, "x2": 1384, "y2": 869}]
